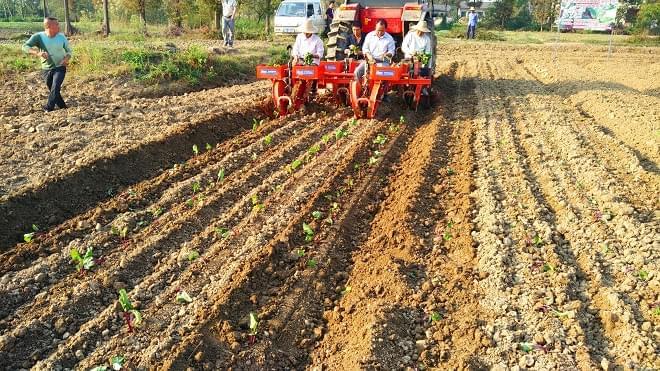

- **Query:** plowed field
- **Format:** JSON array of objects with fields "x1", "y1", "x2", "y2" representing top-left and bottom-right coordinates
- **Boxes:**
[{"x1": 0, "y1": 42, "x2": 658, "y2": 370}]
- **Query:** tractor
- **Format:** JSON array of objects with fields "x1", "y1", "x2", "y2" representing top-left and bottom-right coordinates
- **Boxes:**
[
  {"x1": 326, "y1": 0, "x2": 437, "y2": 65},
  {"x1": 326, "y1": 0, "x2": 437, "y2": 117}
]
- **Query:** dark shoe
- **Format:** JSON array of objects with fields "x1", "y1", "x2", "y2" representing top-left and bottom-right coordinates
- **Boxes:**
[{"x1": 42, "y1": 105, "x2": 54, "y2": 112}]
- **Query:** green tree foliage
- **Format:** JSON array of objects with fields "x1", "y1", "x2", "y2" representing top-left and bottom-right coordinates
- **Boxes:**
[{"x1": 635, "y1": 2, "x2": 659, "y2": 34}]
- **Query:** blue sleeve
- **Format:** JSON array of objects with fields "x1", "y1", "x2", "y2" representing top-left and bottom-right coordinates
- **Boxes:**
[
  {"x1": 63, "y1": 35, "x2": 72, "y2": 56},
  {"x1": 22, "y1": 33, "x2": 41, "y2": 54}
]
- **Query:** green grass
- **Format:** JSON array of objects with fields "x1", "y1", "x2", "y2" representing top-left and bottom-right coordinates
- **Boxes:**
[{"x1": 437, "y1": 26, "x2": 660, "y2": 46}]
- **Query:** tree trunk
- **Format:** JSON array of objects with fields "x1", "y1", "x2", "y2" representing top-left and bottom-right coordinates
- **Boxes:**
[
  {"x1": 63, "y1": 0, "x2": 73, "y2": 35},
  {"x1": 42, "y1": 0, "x2": 47, "y2": 17},
  {"x1": 214, "y1": 0, "x2": 222, "y2": 30},
  {"x1": 139, "y1": 0, "x2": 147, "y2": 34},
  {"x1": 265, "y1": 0, "x2": 271, "y2": 34},
  {"x1": 102, "y1": 0, "x2": 110, "y2": 36}
]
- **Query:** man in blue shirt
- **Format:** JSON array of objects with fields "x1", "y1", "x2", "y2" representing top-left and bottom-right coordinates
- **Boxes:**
[
  {"x1": 467, "y1": 7, "x2": 478, "y2": 39},
  {"x1": 22, "y1": 17, "x2": 72, "y2": 112}
]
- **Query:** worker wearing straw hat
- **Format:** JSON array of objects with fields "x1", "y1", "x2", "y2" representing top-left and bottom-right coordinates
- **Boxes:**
[
  {"x1": 292, "y1": 19, "x2": 325, "y2": 65},
  {"x1": 467, "y1": 7, "x2": 479, "y2": 39},
  {"x1": 402, "y1": 20, "x2": 433, "y2": 64}
]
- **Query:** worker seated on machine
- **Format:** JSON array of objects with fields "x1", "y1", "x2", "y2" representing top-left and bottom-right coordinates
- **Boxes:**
[
  {"x1": 354, "y1": 19, "x2": 395, "y2": 81},
  {"x1": 401, "y1": 20, "x2": 433, "y2": 77},
  {"x1": 292, "y1": 19, "x2": 325, "y2": 65},
  {"x1": 343, "y1": 21, "x2": 365, "y2": 59}
]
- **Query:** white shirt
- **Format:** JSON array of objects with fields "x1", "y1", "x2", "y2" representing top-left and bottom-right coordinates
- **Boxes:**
[
  {"x1": 222, "y1": 0, "x2": 237, "y2": 17},
  {"x1": 292, "y1": 33, "x2": 324, "y2": 65},
  {"x1": 401, "y1": 31, "x2": 431, "y2": 59},
  {"x1": 362, "y1": 31, "x2": 395, "y2": 61}
]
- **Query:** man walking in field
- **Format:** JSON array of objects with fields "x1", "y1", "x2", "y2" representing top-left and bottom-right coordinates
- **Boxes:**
[
  {"x1": 222, "y1": 0, "x2": 238, "y2": 47},
  {"x1": 466, "y1": 7, "x2": 478, "y2": 39},
  {"x1": 22, "y1": 17, "x2": 72, "y2": 112}
]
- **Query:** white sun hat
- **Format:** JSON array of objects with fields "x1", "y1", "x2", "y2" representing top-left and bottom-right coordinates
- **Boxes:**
[
  {"x1": 299, "y1": 18, "x2": 319, "y2": 33},
  {"x1": 411, "y1": 20, "x2": 431, "y2": 33}
]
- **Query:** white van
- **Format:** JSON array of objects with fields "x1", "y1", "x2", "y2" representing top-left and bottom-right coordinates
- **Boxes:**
[{"x1": 274, "y1": 0, "x2": 327, "y2": 35}]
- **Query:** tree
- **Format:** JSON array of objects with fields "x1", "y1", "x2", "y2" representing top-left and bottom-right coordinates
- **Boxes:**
[
  {"x1": 635, "y1": 2, "x2": 659, "y2": 34},
  {"x1": 530, "y1": 0, "x2": 558, "y2": 31},
  {"x1": 485, "y1": 0, "x2": 514, "y2": 27},
  {"x1": 63, "y1": 0, "x2": 74, "y2": 34},
  {"x1": 102, "y1": 0, "x2": 110, "y2": 35},
  {"x1": 43, "y1": 0, "x2": 48, "y2": 16}
]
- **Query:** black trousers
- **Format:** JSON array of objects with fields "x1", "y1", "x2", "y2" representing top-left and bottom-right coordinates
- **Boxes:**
[{"x1": 42, "y1": 66, "x2": 67, "y2": 110}]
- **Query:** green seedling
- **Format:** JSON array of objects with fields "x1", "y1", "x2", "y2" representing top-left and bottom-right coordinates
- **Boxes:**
[
  {"x1": 533, "y1": 235, "x2": 544, "y2": 247},
  {"x1": 324, "y1": 217, "x2": 334, "y2": 225},
  {"x1": 399, "y1": 115, "x2": 405, "y2": 124},
  {"x1": 321, "y1": 134, "x2": 331, "y2": 144},
  {"x1": 308, "y1": 144, "x2": 321, "y2": 157},
  {"x1": 152, "y1": 207, "x2": 164, "y2": 218},
  {"x1": 248, "y1": 312, "x2": 259, "y2": 345},
  {"x1": 543, "y1": 263, "x2": 556, "y2": 273},
  {"x1": 312, "y1": 211, "x2": 322, "y2": 220},
  {"x1": 335, "y1": 128, "x2": 348, "y2": 140},
  {"x1": 251, "y1": 153, "x2": 258, "y2": 161},
  {"x1": 23, "y1": 224, "x2": 39, "y2": 243},
  {"x1": 302, "y1": 222, "x2": 314, "y2": 242},
  {"x1": 307, "y1": 258, "x2": 318, "y2": 268},
  {"x1": 443, "y1": 231, "x2": 452, "y2": 241},
  {"x1": 251, "y1": 195, "x2": 265, "y2": 212},
  {"x1": 205, "y1": 143, "x2": 212, "y2": 151},
  {"x1": 638, "y1": 270, "x2": 649, "y2": 281},
  {"x1": 252, "y1": 118, "x2": 263, "y2": 131},
  {"x1": 215, "y1": 227, "x2": 231, "y2": 239},
  {"x1": 188, "y1": 250, "x2": 200, "y2": 261},
  {"x1": 331, "y1": 202, "x2": 339, "y2": 212},
  {"x1": 373, "y1": 134, "x2": 387, "y2": 145},
  {"x1": 118, "y1": 289, "x2": 142, "y2": 332},
  {"x1": 112, "y1": 225, "x2": 129, "y2": 239},
  {"x1": 192, "y1": 181, "x2": 201, "y2": 194},
  {"x1": 349, "y1": 118, "x2": 358, "y2": 127},
  {"x1": 652, "y1": 306, "x2": 660, "y2": 316},
  {"x1": 263, "y1": 134, "x2": 273, "y2": 145},
  {"x1": 295, "y1": 248, "x2": 305, "y2": 257},
  {"x1": 217, "y1": 168, "x2": 225, "y2": 182},
  {"x1": 110, "y1": 355, "x2": 125, "y2": 370},
  {"x1": 388, "y1": 122, "x2": 399, "y2": 132},
  {"x1": 71, "y1": 246, "x2": 96, "y2": 273},
  {"x1": 91, "y1": 355, "x2": 125, "y2": 371},
  {"x1": 447, "y1": 167, "x2": 455, "y2": 176},
  {"x1": 192, "y1": 144, "x2": 199, "y2": 156},
  {"x1": 290, "y1": 159, "x2": 302, "y2": 172},
  {"x1": 520, "y1": 342, "x2": 534, "y2": 353},
  {"x1": 368, "y1": 156, "x2": 379, "y2": 166},
  {"x1": 429, "y1": 311, "x2": 443, "y2": 322},
  {"x1": 185, "y1": 199, "x2": 195, "y2": 208},
  {"x1": 354, "y1": 163, "x2": 361, "y2": 170},
  {"x1": 341, "y1": 286, "x2": 352, "y2": 295},
  {"x1": 176, "y1": 290, "x2": 193, "y2": 304}
]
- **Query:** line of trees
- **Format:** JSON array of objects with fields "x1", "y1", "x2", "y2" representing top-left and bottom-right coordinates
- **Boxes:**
[
  {"x1": 0, "y1": 0, "x2": 283, "y2": 36},
  {"x1": 0, "y1": 0, "x2": 657, "y2": 35}
]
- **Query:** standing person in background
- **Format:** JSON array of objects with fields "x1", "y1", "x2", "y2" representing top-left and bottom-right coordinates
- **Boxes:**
[
  {"x1": 325, "y1": 1, "x2": 335, "y2": 34},
  {"x1": 222, "y1": 0, "x2": 238, "y2": 47},
  {"x1": 466, "y1": 7, "x2": 478, "y2": 39},
  {"x1": 22, "y1": 17, "x2": 72, "y2": 112}
]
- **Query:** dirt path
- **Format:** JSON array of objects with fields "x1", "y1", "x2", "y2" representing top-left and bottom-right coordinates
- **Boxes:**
[{"x1": 0, "y1": 41, "x2": 657, "y2": 370}]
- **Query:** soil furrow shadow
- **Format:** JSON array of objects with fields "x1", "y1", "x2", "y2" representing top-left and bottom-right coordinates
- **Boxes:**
[{"x1": 0, "y1": 107, "x2": 261, "y2": 250}]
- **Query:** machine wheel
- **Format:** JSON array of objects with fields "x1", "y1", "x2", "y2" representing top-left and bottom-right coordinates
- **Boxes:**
[{"x1": 326, "y1": 20, "x2": 351, "y2": 61}]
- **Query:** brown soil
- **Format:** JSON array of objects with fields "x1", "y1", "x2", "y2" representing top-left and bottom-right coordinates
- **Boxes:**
[{"x1": 0, "y1": 41, "x2": 658, "y2": 371}]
